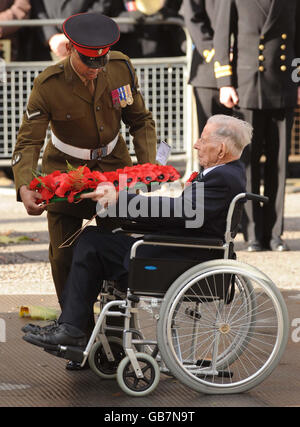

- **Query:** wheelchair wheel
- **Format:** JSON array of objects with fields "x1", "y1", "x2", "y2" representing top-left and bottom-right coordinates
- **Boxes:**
[
  {"x1": 117, "y1": 352, "x2": 160, "y2": 397},
  {"x1": 157, "y1": 259, "x2": 289, "y2": 395},
  {"x1": 89, "y1": 336, "x2": 125, "y2": 379}
]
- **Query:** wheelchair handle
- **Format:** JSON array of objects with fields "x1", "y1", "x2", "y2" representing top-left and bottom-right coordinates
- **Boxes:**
[{"x1": 245, "y1": 193, "x2": 269, "y2": 204}]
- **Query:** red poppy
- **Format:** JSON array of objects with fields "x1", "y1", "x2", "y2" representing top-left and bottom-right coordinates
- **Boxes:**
[
  {"x1": 29, "y1": 162, "x2": 181, "y2": 204},
  {"x1": 185, "y1": 171, "x2": 199, "y2": 187}
]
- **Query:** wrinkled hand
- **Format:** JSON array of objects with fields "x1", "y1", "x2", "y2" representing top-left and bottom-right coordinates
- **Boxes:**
[
  {"x1": 80, "y1": 183, "x2": 119, "y2": 208},
  {"x1": 19, "y1": 185, "x2": 46, "y2": 216},
  {"x1": 48, "y1": 33, "x2": 69, "y2": 59},
  {"x1": 219, "y1": 86, "x2": 239, "y2": 108}
]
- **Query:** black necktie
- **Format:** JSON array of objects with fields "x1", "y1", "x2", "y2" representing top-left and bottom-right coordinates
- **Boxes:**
[{"x1": 195, "y1": 172, "x2": 204, "y2": 182}]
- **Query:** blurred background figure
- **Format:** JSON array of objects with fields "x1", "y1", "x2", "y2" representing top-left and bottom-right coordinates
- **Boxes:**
[
  {"x1": 182, "y1": 0, "x2": 231, "y2": 138},
  {"x1": 28, "y1": 1, "x2": 184, "y2": 62},
  {"x1": 112, "y1": 0, "x2": 185, "y2": 58},
  {"x1": 0, "y1": 0, "x2": 31, "y2": 61},
  {"x1": 213, "y1": 0, "x2": 300, "y2": 252},
  {"x1": 29, "y1": 0, "x2": 117, "y2": 61}
]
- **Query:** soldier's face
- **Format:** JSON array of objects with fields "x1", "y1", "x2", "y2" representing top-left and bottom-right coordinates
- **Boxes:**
[
  {"x1": 194, "y1": 124, "x2": 224, "y2": 169},
  {"x1": 71, "y1": 49, "x2": 101, "y2": 80}
]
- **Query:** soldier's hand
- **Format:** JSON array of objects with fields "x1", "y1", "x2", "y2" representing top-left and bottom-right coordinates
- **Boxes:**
[
  {"x1": 19, "y1": 186, "x2": 46, "y2": 216},
  {"x1": 219, "y1": 86, "x2": 239, "y2": 108}
]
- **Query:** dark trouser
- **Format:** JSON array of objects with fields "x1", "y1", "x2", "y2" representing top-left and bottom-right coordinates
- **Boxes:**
[
  {"x1": 235, "y1": 108, "x2": 294, "y2": 245},
  {"x1": 47, "y1": 210, "x2": 121, "y2": 305},
  {"x1": 193, "y1": 87, "x2": 232, "y2": 135},
  {"x1": 58, "y1": 227, "x2": 137, "y2": 334}
]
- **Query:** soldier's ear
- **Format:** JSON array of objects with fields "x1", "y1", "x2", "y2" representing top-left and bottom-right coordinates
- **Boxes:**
[{"x1": 66, "y1": 42, "x2": 73, "y2": 55}]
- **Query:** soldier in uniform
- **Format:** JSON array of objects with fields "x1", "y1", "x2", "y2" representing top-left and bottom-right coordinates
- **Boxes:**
[
  {"x1": 213, "y1": 0, "x2": 300, "y2": 251},
  {"x1": 12, "y1": 13, "x2": 157, "y2": 308},
  {"x1": 183, "y1": 0, "x2": 231, "y2": 136}
]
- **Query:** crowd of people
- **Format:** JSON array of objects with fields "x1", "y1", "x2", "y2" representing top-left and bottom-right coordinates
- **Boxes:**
[{"x1": 4, "y1": 0, "x2": 299, "y2": 368}]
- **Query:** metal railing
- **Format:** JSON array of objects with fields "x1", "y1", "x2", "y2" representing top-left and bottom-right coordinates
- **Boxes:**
[{"x1": 0, "y1": 18, "x2": 196, "y2": 179}]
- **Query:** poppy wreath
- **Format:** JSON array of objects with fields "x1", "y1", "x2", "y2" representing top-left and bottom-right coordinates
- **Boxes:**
[{"x1": 29, "y1": 162, "x2": 181, "y2": 204}]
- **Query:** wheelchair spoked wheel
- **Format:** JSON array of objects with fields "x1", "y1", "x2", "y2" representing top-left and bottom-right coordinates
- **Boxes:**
[
  {"x1": 157, "y1": 259, "x2": 289, "y2": 395},
  {"x1": 117, "y1": 352, "x2": 160, "y2": 397},
  {"x1": 89, "y1": 336, "x2": 125, "y2": 379}
]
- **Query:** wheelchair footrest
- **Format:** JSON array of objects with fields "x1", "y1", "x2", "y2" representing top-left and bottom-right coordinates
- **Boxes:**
[
  {"x1": 196, "y1": 360, "x2": 234, "y2": 378},
  {"x1": 217, "y1": 370, "x2": 234, "y2": 378},
  {"x1": 44, "y1": 345, "x2": 85, "y2": 363}
]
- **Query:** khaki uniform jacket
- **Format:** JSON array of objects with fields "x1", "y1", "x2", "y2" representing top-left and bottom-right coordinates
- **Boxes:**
[{"x1": 12, "y1": 51, "x2": 157, "y2": 215}]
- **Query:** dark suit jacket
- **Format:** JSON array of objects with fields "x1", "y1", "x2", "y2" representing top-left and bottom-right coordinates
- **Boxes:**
[
  {"x1": 183, "y1": 0, "x2": 219, "y2": 88},
  {"x1": 213, "y1": 0, "x2": 300, "y2": 109},
  {"x1": 118, "y1": 159, "x2": 246, "y2": 240}
]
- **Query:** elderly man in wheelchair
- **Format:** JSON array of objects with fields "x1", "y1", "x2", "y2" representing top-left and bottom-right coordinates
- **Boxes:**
[{"x1": 23, "y1": 115, "x2": 288, "y2": 396}]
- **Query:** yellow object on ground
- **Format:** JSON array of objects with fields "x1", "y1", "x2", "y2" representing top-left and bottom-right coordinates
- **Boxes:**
[{"x1": 19, "y1": 306, "x2": 58, "y2": 321}]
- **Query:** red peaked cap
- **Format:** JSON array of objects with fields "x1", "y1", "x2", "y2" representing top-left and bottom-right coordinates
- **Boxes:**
[{"x1": 63, "y1": 12, "x2": 120, "y2": 58}]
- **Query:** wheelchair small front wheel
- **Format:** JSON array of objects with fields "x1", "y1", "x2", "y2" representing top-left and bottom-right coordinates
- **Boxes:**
[
  {"x1": 117, "y1": 352, "x2": 160, "y2": 397},
  {"x1": 89, "y1": 336, "x2": 125, "y2": 379}
]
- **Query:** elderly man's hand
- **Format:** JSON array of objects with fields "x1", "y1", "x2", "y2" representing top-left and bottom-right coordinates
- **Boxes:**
[{"x1": 80, "y1": 183, "x2": 119, "y2": 208}]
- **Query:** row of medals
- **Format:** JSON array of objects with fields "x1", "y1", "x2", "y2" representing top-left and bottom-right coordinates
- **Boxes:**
[{"x1": 111, "y1": 84, "x2": 134, "y2": 108}]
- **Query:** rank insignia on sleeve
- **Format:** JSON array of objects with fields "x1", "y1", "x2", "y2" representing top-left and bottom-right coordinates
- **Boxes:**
[
  {"x1": 11, "y1": 152, "x2": 22, "y2": 166},
  {"x1": 26, "y1": 110, "x2": 41, "y2": 120}
]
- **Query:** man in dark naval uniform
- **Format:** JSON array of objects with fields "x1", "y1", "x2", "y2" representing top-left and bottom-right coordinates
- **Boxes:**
[
  {"x1": 213, "y1": 0, "x2": 300, "y2": 252},
  {"x1": 183, "y1": 0, "x2": 231, "y2": 136}
]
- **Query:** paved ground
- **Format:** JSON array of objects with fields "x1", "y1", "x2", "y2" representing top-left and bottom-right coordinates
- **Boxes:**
[{"x1": 0, "y1": 174, "x2": 300, "y2": 408}]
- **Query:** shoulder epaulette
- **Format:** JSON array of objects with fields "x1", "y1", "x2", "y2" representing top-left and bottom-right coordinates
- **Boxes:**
[
  {"x1": 109, "y1": 50, "x2": 137, "y2": 92},
  {"x1": 37, "y1": 62, "x2": 65, "y2": 84}
]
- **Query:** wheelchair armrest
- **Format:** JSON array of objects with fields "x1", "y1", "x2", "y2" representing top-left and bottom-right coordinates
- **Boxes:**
[
  {"x1": 118, "y1": 220, "x2": 157, "y2": 234},
  {"x1": 143, "y1": 234, "x2": 224, "y2": 247},
  {"x1": 246, "y1": 192, "x2": 269, "y2": 204}
]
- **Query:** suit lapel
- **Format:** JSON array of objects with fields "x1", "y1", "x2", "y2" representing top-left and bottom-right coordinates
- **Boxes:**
[{"x1": 261, "y1": 0, "x2": 285, "y2": 36}]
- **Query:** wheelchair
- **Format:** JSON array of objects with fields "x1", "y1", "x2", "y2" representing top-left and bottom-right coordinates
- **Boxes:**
[{"x1": 52, "y1": 192, "x2": 289, "y2": 397}]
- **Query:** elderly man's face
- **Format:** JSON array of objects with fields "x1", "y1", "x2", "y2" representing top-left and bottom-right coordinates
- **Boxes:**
[{"x1": 194, "y1": 123, "x2": 223, "y2": 169}]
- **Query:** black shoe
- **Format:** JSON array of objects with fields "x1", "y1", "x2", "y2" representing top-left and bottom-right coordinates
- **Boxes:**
[
  {"x1": 21, "y1": 321, "x2": 58, "y2": 334},
  {"x1": 23, "y1": 323, "x2": 87, "y2": 350},
  {"x1": 66, "y1": 360, "x2": 90, "y2": 371},
  {"x1": 270, "y1": 238, "x2": 289, "y2": 252},
  {"x1": 247, "y1": 240, "x2": 263, "y2": 252}
]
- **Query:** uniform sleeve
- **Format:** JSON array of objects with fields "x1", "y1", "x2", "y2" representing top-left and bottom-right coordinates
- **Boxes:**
[
  {"x1": 213, "y1": 0, "x2": 236, "y2": 88},
  {"x1": 121, "y1": 58, "x2": 157, "y2": 164},
  {"x1": 183, "y1": 0, "x2": 215, "y2": 63},
  {"x1": 12, "y1": 78, "x2": 50, "y2": 196}
]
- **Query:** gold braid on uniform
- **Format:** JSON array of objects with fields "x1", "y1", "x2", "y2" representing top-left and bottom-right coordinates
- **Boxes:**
[{"x1": 214, "y1": 61, "x2": 233, "y2": 78}]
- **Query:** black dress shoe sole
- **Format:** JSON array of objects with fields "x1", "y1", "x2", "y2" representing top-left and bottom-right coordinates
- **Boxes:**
[{"x1": 23, "y1": 334, "x2": 60, "y2": 351}]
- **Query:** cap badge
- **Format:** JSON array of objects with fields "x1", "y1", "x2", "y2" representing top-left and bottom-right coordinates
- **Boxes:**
[{"x1": 98, "y1": 48, "x2": 103, "y2": 55}]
